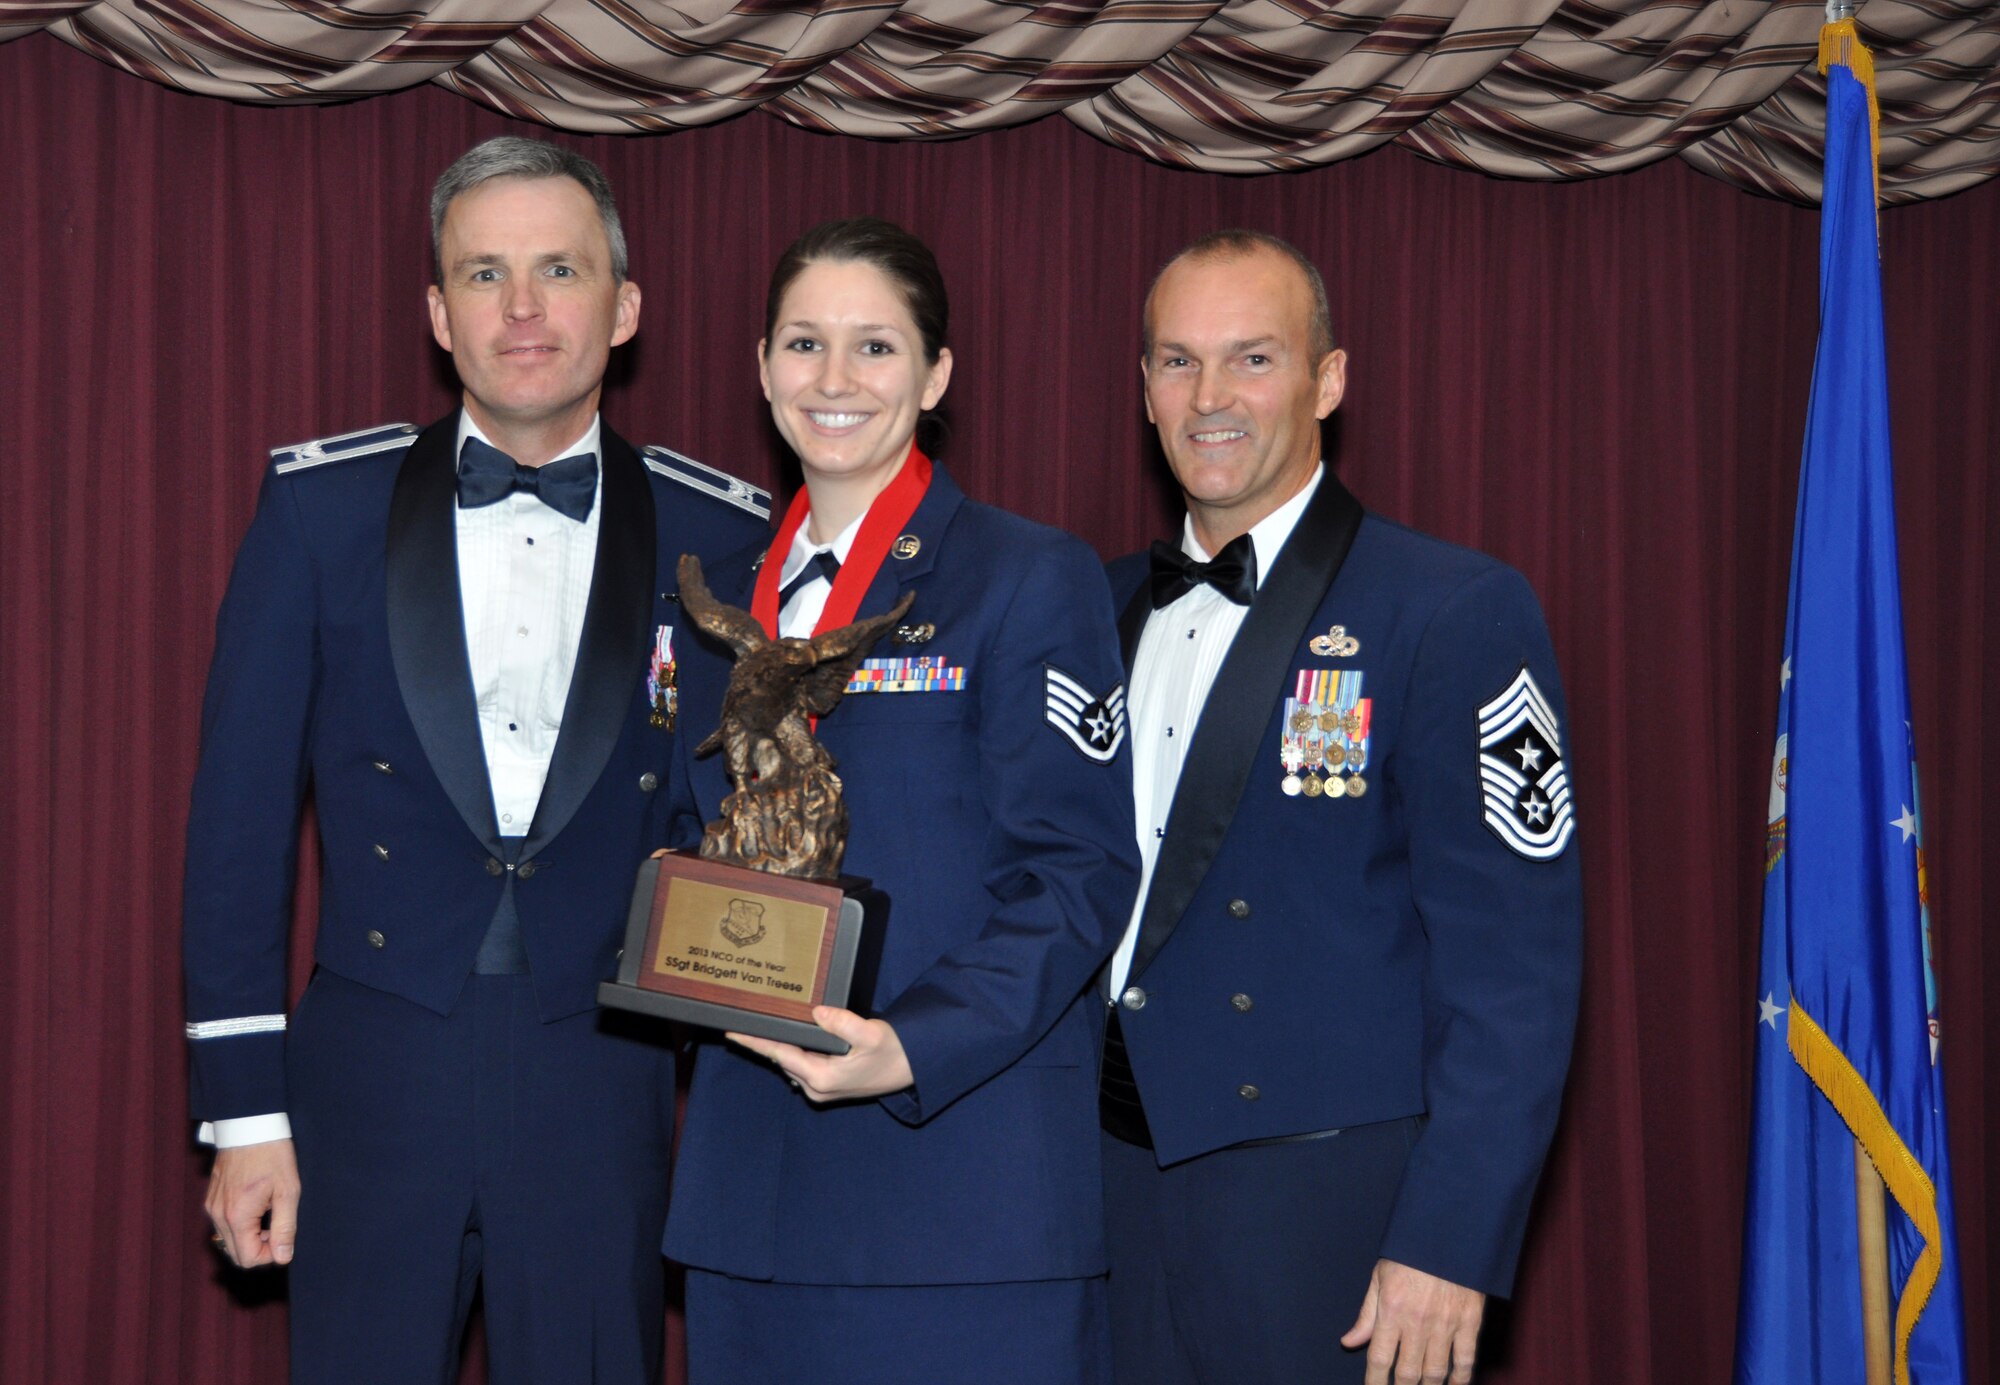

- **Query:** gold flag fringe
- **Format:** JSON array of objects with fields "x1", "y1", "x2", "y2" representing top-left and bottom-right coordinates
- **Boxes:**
[{"x1": 1788, "y1": 999, "x2": 1943, "y2": 1385}]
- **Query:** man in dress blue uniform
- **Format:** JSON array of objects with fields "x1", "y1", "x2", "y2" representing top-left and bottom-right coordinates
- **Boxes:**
[
  {"x1": 1099, "y1": 231, "x2": 1583, "y2": 1385},
  {"x1": 183, "y1": 137, "x2": 769, "y2": 1383}
]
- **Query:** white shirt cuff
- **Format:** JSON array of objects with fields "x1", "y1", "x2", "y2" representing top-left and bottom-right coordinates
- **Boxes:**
[{"x1": 200, "y1": 1113, "x2": 293, "y2": 1148}]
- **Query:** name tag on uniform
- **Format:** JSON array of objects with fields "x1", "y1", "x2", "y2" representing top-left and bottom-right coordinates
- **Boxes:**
[{"x1": 845, "y1": 656, "x2": 967, "y2": 694}]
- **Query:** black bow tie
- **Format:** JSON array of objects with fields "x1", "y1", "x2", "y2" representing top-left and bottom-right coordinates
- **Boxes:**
[
  {"x1": 1149, "y1": 534, "x2": 1258, "y2": 609},
  {"x1": 456, "y1": 436, "x2": 597, "y2": 523},
  {"x1": 779, "y1": 549, "x2": 842, "y2": 606}
]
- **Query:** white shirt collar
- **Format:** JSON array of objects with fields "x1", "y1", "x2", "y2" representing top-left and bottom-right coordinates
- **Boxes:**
[
  {"x1": 1181, "y1": 462, "x2": 1325, "y2": 590},
  {"x1": 778, "y1": 510, "x2": 866, "y2": 586}
]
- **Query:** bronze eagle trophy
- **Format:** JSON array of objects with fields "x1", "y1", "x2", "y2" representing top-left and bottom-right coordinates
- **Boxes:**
[{"x1": 676, "y1": 553, "x2": 914, "y2": 881}]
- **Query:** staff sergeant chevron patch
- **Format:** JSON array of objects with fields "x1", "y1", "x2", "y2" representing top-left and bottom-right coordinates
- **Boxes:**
[
  {"x1": 1044, "y1": 666, "x2": 1126, "y2": 764},
  {"x1": 1477, "y1": 667, "x2": 1575, "y2": 860}
]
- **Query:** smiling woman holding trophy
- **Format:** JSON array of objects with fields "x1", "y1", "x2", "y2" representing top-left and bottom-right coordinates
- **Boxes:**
[{"x1": 657, "y1": 218, "x2": 1140, "y2": 1384}]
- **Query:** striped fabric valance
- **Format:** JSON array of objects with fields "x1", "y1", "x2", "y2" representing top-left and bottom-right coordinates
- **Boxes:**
[{"x1": 7, "y1": 0, "x2": 1996, "y2": 203}]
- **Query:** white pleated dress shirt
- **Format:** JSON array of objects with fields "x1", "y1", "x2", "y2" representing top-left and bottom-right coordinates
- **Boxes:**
[
  {"x1": 454, "y1": 412, "x2": 603, "y2": 837},
  {"x1": 1106, "y1": 465, "x2": 1324, "y2": 996},
  {"x1": 206, "y1": 413, "x2": 603, "y2": 1149}
]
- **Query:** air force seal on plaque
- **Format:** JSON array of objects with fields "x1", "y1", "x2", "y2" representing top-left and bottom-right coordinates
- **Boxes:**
[
  {"x1": 1477, "y1": 667, "x2": 1575, "y2": 860},
  {"x1": 719, "y1": 898, "x2": 767, "y2": 948},
  {"x1": 1044, "y1": 665, "x2": 1127, "y2": 764}
]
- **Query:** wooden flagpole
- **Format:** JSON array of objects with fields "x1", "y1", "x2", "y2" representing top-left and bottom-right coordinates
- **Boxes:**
[{"x1": 1855, "y1": 1140, "x2": 1891, "y2": 1385}]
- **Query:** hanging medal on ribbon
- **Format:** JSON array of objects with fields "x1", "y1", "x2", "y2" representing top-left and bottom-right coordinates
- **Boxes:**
[
  {"x1": 1280, "y1": 698, "x2": 1308, "y2": 796},
  {"x1": 1329, "y1": 670, "x2": 1369, "y2": 797},
  {"x1": 1302, "y1": 670, "x2": 1343, "y2": 795},
  {"x1": 1294, "y1": 671, "x2": 1327, "y2": 796},
  {"x1": 648, "y1": 624, "x2": 678, "y2": 731}
]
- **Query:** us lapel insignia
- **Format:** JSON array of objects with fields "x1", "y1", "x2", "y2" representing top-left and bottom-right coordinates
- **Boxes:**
[
  {"x1": 648, "y1": 624, "x2": 678, "y2": 731},
  {"x1": 893, "y1": 621, "x2": 936, "y2": 646},
  {"x1": 1477, "y1": 667, "x2": 1574, "y2": 859},
  {"x1": 1044, "y1": 665, "x2": 1126, "y2": 764},
  {"x1": 1309, "y1": 624, "x2": 1361, "y2": 658},
  {"x1": 892, "y1": 534, "x2": 922, "y2": 559},
  {"x1": 1283, "y1": 670, "x2": 1371, "y2": 798}
]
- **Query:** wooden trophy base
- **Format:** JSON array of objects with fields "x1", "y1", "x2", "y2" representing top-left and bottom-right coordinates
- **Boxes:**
[{"x1": 598, "y1": 850, "x2": 886, "y2": 1055}]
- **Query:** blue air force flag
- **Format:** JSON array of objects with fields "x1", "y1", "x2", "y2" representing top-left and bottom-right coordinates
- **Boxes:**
[{"x1": 1732, "y1": 34, "x2": 1967, "y2": 1385}]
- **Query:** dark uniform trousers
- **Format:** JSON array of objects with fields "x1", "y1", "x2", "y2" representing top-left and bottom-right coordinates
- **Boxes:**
[
  {"x1": 685, "y1": 1274, "x2": 1112, "y2": 1385},
  {"x1": 285, "y1": 968, "x2": 675, "y2": 1385},
  {"x1": 1101, "y1": 1118, "x2": 1420, "y2": 1385}
]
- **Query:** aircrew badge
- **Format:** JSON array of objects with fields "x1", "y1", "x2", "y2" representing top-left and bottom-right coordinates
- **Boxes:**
[
  {"x1": 1044, "y1": 665, "x2": 1126, "y2": 764},
  {"x1": 648, "y1": 624, "x2": 678, "y2": 731},
  {"x1": 1309, "y1": 624, "x2": 1361, "y2": 658},
  {"x1": 1284, "y1": 670, "x2": 1371, "y2": 799},
  {"x1": 1476, "y1": 667, "x2": 1575, "y2": 859}
]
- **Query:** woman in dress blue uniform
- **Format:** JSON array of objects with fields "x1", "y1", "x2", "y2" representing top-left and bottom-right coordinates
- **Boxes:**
[{"x1": 662, "y1": 218, "x2": 1140, "y2": 1384}]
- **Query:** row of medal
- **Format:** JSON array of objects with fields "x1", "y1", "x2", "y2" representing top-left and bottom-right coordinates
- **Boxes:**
[
  {"x1": 1281, "y1": 669, "x2": 1371, "y2": 799},
  {"x1": 647, "y1": 625, "x2": 678, "y2": 731}
]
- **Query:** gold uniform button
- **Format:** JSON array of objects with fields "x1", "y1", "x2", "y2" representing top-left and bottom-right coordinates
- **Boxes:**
[
  {"x1": 1231, "y1": 993, "x2": 1253, "y2": 1013},
  {"x1": 1238, "y1": 1084, "x2": 1260, "y2": 1101},
  {"x1": 485, "y1": 857, "x2": 505, "y2": 877},
  {"x1": 516, "y1": 862, "x2": 538, "y2": 880},
  {"x1": 366, "y1": 930, "x2": 386, "y2": 949}
]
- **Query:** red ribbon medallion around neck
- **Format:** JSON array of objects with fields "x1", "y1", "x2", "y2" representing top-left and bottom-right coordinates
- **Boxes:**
[{"x1": 750, "y1": 444, "x2": 933, "y2": 640}]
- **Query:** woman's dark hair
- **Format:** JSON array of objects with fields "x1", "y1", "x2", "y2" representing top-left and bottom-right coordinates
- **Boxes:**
[{"x1": 763, "y1": 217, "x2": 950, "y2": 365}]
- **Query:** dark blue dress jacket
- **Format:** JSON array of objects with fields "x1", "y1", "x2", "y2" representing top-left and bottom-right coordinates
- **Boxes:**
[
  {"x1": 663, "y1": 464, "x2": 1142, "y2": 1286},
  {"x1": 1106, "y1": 472, "x2": 1583, "y2": 1299},
  {"x1": 182, "y1": 413, "x2": 770, "y2": 1122}
]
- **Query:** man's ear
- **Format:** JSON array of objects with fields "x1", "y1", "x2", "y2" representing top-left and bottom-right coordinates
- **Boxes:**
[
  {"x1": 428, "y1": 285, "x2": 452, "y2": 354},
  {"x1": 1315, "y1": 348, "x2": 1349, "y2": 420}
]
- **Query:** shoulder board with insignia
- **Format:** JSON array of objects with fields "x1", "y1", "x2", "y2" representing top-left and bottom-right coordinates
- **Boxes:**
[
  {"x1": 641, "y1": 445, "x2": 771, "y2": 520},
  {"x1": 272, "y1": 423, "x2": 420, "y2": 475}
]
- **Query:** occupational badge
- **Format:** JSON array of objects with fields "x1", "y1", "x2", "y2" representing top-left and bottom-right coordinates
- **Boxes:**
[
  {"x1": 648, "y1": 624, "x2": 678, "y2": 730},
  {"x1": 1044, "y1": 665, "x2": 1127, "y2": 763},
  {"x1": 1476, "y1": 667, "x2": 1575, "y2": 859},
  {"x1": 1309, "y1": 624, "x2": 1361, "y2": 658}
]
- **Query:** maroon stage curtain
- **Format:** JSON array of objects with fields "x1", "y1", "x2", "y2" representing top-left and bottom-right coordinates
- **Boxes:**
[{"x1": 2, "y1": 33, "x2": 1993, "y2": 1385}]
